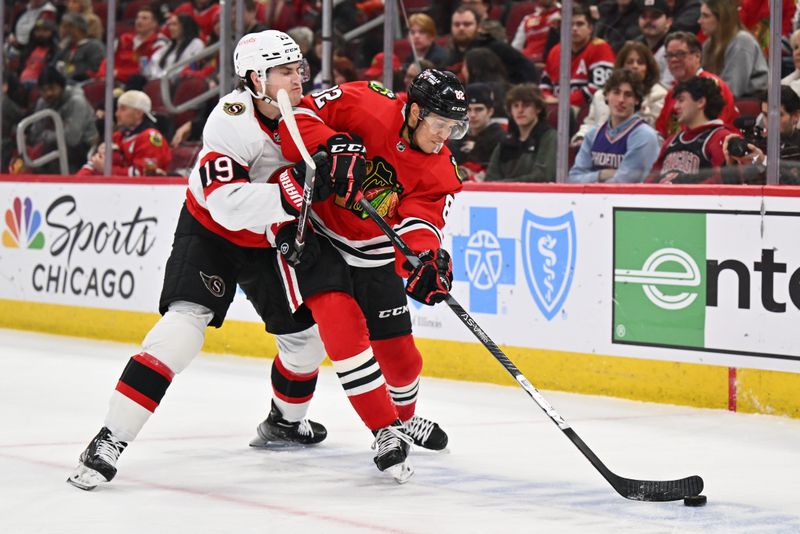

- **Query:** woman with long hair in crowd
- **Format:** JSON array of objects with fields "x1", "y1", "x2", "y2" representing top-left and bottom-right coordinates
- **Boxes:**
[
  {"x1": 698, "y1": 0, "x2": 767, "y2": 99},
  {"x1": 573, "y1": 40, "x2": 667, "y2": 145},
  {"x1": 461, "y1": 47, "x2": 509, "y2": 117},
  {"x1": 145, "y1": 13, "x2": 204, "y2": 80}
]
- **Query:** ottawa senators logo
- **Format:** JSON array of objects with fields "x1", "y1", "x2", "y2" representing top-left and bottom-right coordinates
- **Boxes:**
[
  {"x1": 223, "y1": 102, "x2": 245, "y2": 116},
  {"x1": 354, "y1": 156, "x2": 403, "y2": 219}
]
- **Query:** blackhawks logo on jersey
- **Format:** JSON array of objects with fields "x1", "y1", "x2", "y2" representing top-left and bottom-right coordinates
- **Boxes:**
[{"x1": 354, "y1": 156, "x2": 403, "y2": 219}]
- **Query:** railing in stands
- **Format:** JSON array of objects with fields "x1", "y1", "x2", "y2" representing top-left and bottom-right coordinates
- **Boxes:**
[
  {"x1": 16, "y1": 110, "x2": 69, "y2": 175},
  {"x1": 160, "y1": 42, "x2": 222, "y2": 114}
]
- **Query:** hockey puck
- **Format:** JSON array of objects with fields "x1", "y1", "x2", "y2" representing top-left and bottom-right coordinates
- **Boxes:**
[{"x1": 683, "y1": 495, "x2": 707, "y2": 507}]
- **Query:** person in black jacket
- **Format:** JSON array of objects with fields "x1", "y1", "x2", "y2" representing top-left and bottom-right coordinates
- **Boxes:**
[
  {"x1": 448, "y1": 83, "x2": 506, "y2": 181},
  {"x1": 447, "y1": 5, "x2": 539, "y2": 85}
]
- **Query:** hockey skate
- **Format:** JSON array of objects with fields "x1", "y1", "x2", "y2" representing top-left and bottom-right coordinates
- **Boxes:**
[
  {"x1": 404, "y1": 415, "x2": 448, "y2": 450},
  {"x1": 249, "y1": 401, "x2": 327, "y2": 449},
  {"x1": 372, "y1": 421, "x2": 414, "y2": 484},
  {"x1": 67, "y1": 427, "x2": 128, "y2": 491}
]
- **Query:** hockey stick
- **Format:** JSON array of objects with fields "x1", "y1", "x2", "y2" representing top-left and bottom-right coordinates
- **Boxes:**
[
  {"x1": 358, "y1": 196, "x2": 704, "y2": 502},
  {"x1": 276, "y1": 88, "x2": 315, "y2": 254}
]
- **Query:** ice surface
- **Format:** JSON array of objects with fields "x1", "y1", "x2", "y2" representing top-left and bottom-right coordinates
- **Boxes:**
[{"x1": 2, "y1": 329, "x2": 799, "y2": 533}]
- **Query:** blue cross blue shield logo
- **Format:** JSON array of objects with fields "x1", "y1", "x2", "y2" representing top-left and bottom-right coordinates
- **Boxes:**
[
  {"x1": 453, "y1": 207, "x2": 515, "y2": 314},
  {"x1": 521, "y1": 210, "x2": 577, "y2": 320}
]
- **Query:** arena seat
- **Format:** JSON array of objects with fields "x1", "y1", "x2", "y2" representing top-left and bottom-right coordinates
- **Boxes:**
[
  {"x1": 144, "y1": 79, "x2": 168, "y2": 114},
  {"x1": 168, "y1": 142, "x2": 202, "y2": 176},
  {"x1": 172, "y1": 78, "x2": 209, "y2": 127},
  {"x1": 735, "y1": 98, "x2": 762, "y2": 119},
  {"x1": 505, "y1": 2, "x2": 537, "y2": 42},
  {"x1": 81, "y1": 80, "x2": 107, "y2": 109}
]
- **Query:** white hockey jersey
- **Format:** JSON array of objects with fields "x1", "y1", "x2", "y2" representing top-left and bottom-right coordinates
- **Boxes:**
[{"x1": 186, "y1": 89, "x2": 295, "y2": 247}]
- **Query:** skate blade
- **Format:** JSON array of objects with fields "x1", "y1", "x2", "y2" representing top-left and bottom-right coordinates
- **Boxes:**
[
  {"x1": 386, "y1": 459, "x2": 414, "y2": 484},
  {"x1": 66, "y1": 464, "x2": 108, "y2": 491},
  {"x1": 248, "y1": 436, "x2": 316, "y2": 449}
]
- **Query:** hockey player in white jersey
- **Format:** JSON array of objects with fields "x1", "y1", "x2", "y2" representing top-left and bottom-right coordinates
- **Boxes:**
[{"x1": 67, "y1": 30, "x2": 340, "y2": 491}]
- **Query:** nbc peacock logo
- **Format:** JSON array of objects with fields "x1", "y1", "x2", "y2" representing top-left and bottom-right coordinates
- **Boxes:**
[{"x1": 3, "y1": 197, "x2": 45, "y2": 249}]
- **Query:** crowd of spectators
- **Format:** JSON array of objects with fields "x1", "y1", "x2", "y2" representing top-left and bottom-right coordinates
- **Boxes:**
[{"x1": 2, "y1": 0, "x2": 800, "y2": 184}]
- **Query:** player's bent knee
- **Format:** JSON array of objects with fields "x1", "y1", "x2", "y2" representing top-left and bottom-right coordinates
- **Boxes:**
[
  {"x1": 275, "y1": 324, "x2": 327, "y2": 374},
  {"x1": 372, "y1": 334, "x2": 423, "y2": 385},
  {"x1": 141, "y1": 301, "x2": 213, "y2": 374}
]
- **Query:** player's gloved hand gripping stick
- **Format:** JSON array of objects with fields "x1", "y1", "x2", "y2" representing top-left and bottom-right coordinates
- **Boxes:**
[
  {"x1": 276, "y1": 89, "x2": 317, "y2": 258},
  {"x1": 357, "y1": 194, "x2": 705, "y2": 503}
]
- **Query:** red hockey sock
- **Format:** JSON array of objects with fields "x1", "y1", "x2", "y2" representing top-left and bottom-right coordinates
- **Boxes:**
[
  {"x1": 372, "y1": 335, "x2": 423, "y2": 421},
  {"x1": 305, "y1": 292, "x2": 398, "y2": 429}
]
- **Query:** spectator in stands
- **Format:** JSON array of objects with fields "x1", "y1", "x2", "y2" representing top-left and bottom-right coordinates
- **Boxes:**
[
  {"x1": 78, "y1": 90, "x2": 171, "y2": 176},
  {"x1": 333, "y1": 56, "x2": 359, "y2": 85},
  {"x1": 362, "y1": 52, "x2": 401, "y2": 82},
  {"x1": 406, "y1": 13, "x2": 449, "y2": 68},
  {"x1": 461, "y1": 48, "x2": 508, "y2": 115},
  {"x1": 460, "y1": 0, "x2": 492, "y2": 22},
  {"x1": 698, "y1": 0, "x2": 768, "y2": 99},
  {"x1": 2, "y1": 75, "x2": 26, "y2": 172},
  {"x1": 646, "y1": 76, "x2": 736, "y2": 183},
  {"x1": 174, "y1": 0, "x2": 220, "y2": 42},
  {"x1": 511, "y1": 0, "x2": 561, "y2": 66},
  {"x1": 485, "y1": 83, "x2": 556, "y2": 182},
  {"x1": 573, "y1": 41, "x2": 667, "y2": 145},
  {"x1": 95, "y1": 7, "x2": 167, "y2": 84},
  {"x1": 18, "y1": 17, "x2": 59, "y2": 89},
  {"x1": 401, "y1": 59, "x2": 436, "y2": 97},
  {"x1": 7, "y1": 0, "x2": 56, "y2": 49},
  {"x1": 52, "y1": 13, "x2": 105, "y2": 83},
  {"x1": 144, "y1": 14, "x2": 205, "y2": 80},
  {"x1": 636, "y1": 0, "x2": 674, "y2": 87},
  {"x1": 666, "y1": 0, "x2": 700, "y2": 34},
  {"x1": 65, "y1": 0, "x2": 103, "y2": 41},
  {"x1": 739, "y1": 0, "x2": 796, "y2": 53},
  {"x1": 28, "y1": 66, "x2": 97, "y2": 173},
  {"x1": 448, "y1": 83, "x2": 506, "y2": 181},
  {"x1": 596, "y1": 0, "x2": 643, "y2": 52},
  {"x1": 655, "y1": 31, "x2": 737, "y2": 138},
  {"x1": 782, "y1": 30, "x2": 800, "y2": 98},
  {"x1": 569, "y1": 70, "x2": 660, "y2": 183},
  {"x1": 447, "y1": 5, "x2": 539, "y2": 85},
  {"x1": 241, "y1": 0, "x2": 269, "y2": 34},
  {"x1": 723, "y1": 87, "x2": 800, "y2": 185},
  {"x1": 540, "y1": 4, "x2": 615, "y2": 115}
]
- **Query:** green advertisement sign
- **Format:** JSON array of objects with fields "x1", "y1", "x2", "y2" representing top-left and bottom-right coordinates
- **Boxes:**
[{"x1": 613, "y1": 209, "x2": 707, "y2": 348}]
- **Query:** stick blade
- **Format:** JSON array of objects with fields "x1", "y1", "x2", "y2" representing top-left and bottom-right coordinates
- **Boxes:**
[{"x1": 614, "y1": 474, "x2": 704, "y2": 502}]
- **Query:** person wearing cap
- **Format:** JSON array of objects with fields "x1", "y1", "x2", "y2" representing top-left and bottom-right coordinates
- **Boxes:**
[
  {"x1": 28, "y1": 66, "x2": 97, "y2": 173},
  {"x1": 7, "y1": 0, "x2": 57, "y2": 50},
  {"x1": 52, "y1": 12, "x2": 105, "y2": 83},
  {"x1": 448, "y1": 83, "x2": 505, "y2": 181},
  {"x1": 362, "y1": 52, "x2": 401, "y2": 81},
  {"x1": 18, "y1": 17, "x2": 59, "y2": 88},
  {"x1": 77, "y1": 90, "x2": 171, "y2": 176},
  {"x1": 635, "y1": 0, "x2": 674, "y2": 87}
]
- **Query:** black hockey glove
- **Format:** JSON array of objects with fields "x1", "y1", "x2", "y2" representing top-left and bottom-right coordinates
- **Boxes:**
[
  {"x1": 277, "y1": 151, "x2": 334, "y2": 216},
  {"x1": 274, "y1": 220, "x2": 321, "y2": 271},
  {"x1": 405, "y1": 249, "x2": 453, "y2": 306},
  {"x1": 324, "y1": 132, "x2": 366, "y2": 210}
]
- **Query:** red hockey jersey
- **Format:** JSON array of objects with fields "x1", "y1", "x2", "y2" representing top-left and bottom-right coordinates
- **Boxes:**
[
  {"x1": 95, "y1": 31, "x2": 167, "y2": 83},
  {"x1": 77, "y1": 122, "x2": 172, "y2": 177},
  {"x1": 174, "y1": 1, "x2": 220, "y2": 41},
  {"x1": 540, "y1": 38, "x2": 615, "y2": 108},
  {"x1": 280, "y1": 81, "x2": 463, "y2": 275},
  {"x1": 655, "y1": 69, "x2": 738, "y2": 138}
]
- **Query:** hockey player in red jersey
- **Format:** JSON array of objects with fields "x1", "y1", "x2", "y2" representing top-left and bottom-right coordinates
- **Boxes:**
[
  {"x1": 67, "y1": 31, "x2": 349, "y2": 490},
  {"x1": 269, "y1": 69, "x2": 469, "y2": 476}
]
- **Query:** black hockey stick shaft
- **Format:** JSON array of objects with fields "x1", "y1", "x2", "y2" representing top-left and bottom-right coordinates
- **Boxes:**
[{"x1": 359, "y1": 196, "x2": 704, "y2": 502}]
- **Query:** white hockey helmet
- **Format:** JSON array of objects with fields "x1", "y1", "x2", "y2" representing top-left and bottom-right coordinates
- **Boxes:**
[{"x1": 234, "y1": 30, "x2": 305, "y2": 101}]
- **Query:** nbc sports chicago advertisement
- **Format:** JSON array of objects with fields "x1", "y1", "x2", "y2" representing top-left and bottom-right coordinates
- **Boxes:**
[{"x1": 2, "y1": 178, "x2": 800, "y2": 379}]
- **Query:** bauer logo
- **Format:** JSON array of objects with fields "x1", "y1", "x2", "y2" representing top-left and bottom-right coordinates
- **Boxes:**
[
  {"x1": 521, "y1": 210, "x2": 576, "y2": 321},
  {"x1": 612, "y1": 208, "x2": 800, "y2": 359},
  {"x1": 452, "y1": 207, "x2": 515, "y2": 314},
  {"x1": 3, "y1": 197, "x2": 45, "y2": 249}
]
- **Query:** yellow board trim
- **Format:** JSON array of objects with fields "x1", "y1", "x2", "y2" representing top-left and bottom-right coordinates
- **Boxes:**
[{"x1": 2, "y1": 299, "x2": 798, "y2": 418}]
